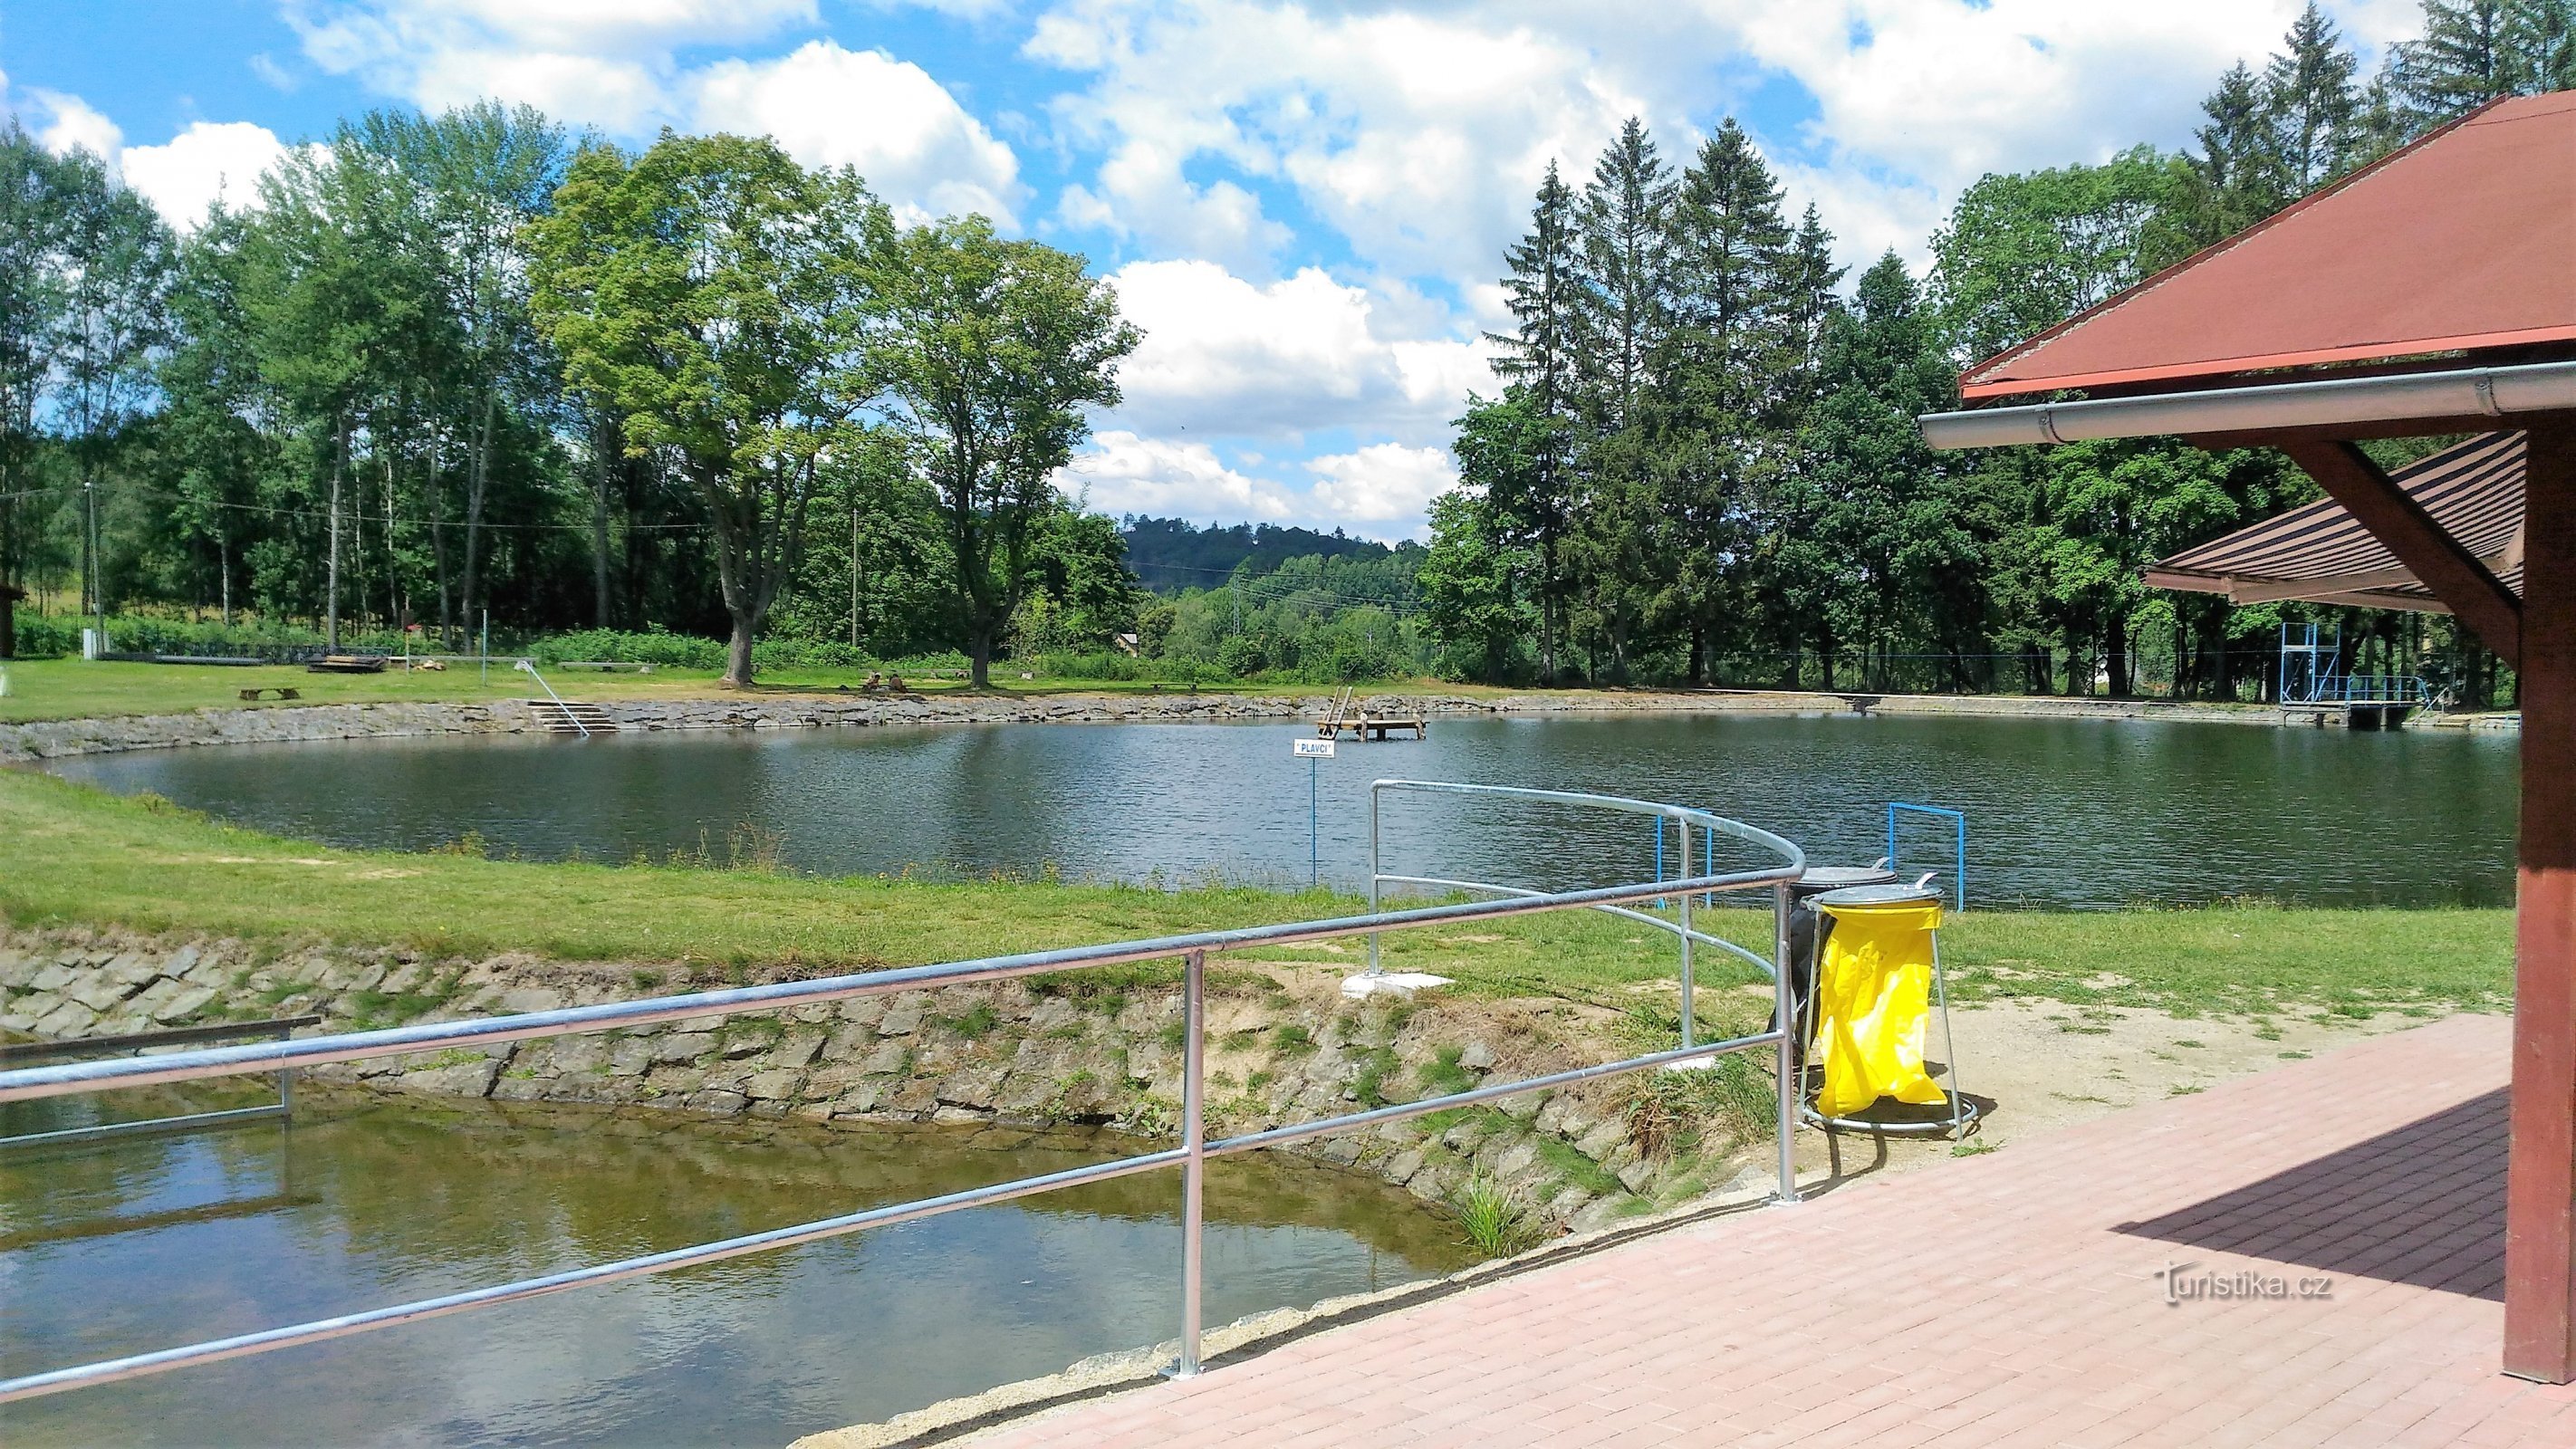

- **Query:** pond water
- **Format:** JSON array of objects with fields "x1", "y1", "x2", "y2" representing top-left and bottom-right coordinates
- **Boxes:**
[
  {"x1": 0, "y1": 1088, "x2": 1473, "y2": 1446},
  {"x1": 49, "y1": 712, "x2": 2517, "y2": 908}
]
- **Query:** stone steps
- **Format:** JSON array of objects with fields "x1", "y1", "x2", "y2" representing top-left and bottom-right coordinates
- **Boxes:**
[{"x1": 522, "y1": 699, "x2": 619, "y2": 735}]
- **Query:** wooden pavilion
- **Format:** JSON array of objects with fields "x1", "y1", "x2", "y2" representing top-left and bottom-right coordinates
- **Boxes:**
[{"x1": 1920, "y1": 90, "x2": 2576, "y2": 1381}]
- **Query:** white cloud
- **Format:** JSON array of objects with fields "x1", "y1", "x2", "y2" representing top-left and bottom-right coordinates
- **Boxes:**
[
  {"x1": 25, "y1": 88, "x2": 123, "y2": 160},
  {"x1": 1734, "y1": 2, "x2": 2322, "y2": 190},
  {"x1": 690, "y1": 42, "x2": 1022, "y2": 224},
  {"x1": 290, "y1": 0, "x2": 814, "y2": 130},
  {"x1": 1105, "y1": 258, "x2": 1493, "y2": 440},
  {"x1": 1029, "y1": 0, "x2": 1642, "y2": 280},
  {"x1": 409, "y1": 49, "x2": 668, "y2": 130},
  {"x1": 1025, "y1": 0, "x2": 2404, "y2": 283},
  {"x1": 1, "y1": 75, "x2": 290, "y2": 232},
  {"x1": 295, "y1": 0, "x2": 815, "y2": 67},
  {"x1": 1054, "y1": 429, "x2": 1293, "y2": 521},
  {"x1": 1304, "y1": 442, "x2": 1455, "y2": 532},
  {"x1": 121, "y1": 121, "x2": 293, "y2": 231}
]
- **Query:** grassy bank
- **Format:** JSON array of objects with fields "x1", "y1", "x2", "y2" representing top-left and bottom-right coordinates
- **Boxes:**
[
  {"x1": 0, "y1": 767, "x2": 2513, "y2": 1021},
  {"x1": 0, "y1": 657, "x2": 1406, "y2": 724}
]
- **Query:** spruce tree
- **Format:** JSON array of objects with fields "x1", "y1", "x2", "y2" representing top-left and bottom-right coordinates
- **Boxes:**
[
  {"x1": 1655, "y1": 119, "x2": 1793, "y2": 684},
  {"x1": 2264, "y1": 4, "x2": 2360, "y2": 191},
  {"x1": 2500, "y1": 0, "x2": 2576, "y2": 91},
  {"x1": 1484, "y1": 162, "x2": 1581, "y2": 681},
  {"x1": 2392, "y1": 0, "x2": 2518, "y2": 120},
  {"x1": 1572, "y1": 118, "x2": 1675, "y2": 434},
  {"x1": 1566, "y1": 118, "x2": 1674, "y2": 683}
]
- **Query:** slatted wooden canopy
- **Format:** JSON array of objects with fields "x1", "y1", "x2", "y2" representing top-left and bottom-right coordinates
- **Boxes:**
[
  {"x1": 2148, "y1": 432, "x2": 2526, "y2": 612},
  {"x1": 1923, "y1": 90, "x2": 2576, "y2": 1383}
]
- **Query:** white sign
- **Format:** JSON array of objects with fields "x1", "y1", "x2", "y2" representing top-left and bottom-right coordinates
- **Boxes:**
[{"x1": 1293, "y1": 738, "x2": 1336, "y2": 759}]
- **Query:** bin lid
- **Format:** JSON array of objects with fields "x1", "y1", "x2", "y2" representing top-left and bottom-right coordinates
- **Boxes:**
[
  {"x1": 1798, "y1": 865, "x2": 1900, "y2": 889},
  {"x1": 1814, "y1": 882, "x2": 1942, "y2": 909}
]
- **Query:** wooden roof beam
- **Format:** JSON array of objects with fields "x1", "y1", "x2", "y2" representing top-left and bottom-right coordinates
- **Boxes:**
[{"x1": 2274, "y1": 438, "x2": 2522, "y2": 661}]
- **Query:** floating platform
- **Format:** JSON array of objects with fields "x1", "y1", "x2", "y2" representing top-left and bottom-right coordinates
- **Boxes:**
[{"x1": 1316, "y1": 686, "x2": 1427, "y2": 741}]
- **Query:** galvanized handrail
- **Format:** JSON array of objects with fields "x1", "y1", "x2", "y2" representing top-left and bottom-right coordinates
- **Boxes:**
[
  {"x1": 511, "y1": 657, "x2": 590, "y2": 738},
  {"x1": 1, "y1": 1016, "x2": 315, "y2": 1150},
  {"x1": 0, "y1": 782, "x2": 1804, "y2": 1403},
  {"x1": 1372, "y1": 872, "x2": 1778, "y2": 980}
]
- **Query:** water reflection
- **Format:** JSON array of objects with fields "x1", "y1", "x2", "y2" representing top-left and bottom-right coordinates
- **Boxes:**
[
  {"x1": 48, "y1": 713, "x2": 2517, "y2": 907},
  {"x1": 0, "y1": 1089, "x2": 1473, "y2": 1446}
]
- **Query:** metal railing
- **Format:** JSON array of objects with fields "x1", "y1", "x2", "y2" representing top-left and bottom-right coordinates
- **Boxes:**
[
  {"x1": 511, "y1": 657, "x2": 591, "y2": 737},
  {"x1": 0, "y1": 1016, "x2": 316, "y2": 1149},
  {"x1": 0, "y1": 781, "x2": 1804, "y2": 1403},
  {"x1": 1888, "y1": 802, "x2": 1968, "y2": 912}
]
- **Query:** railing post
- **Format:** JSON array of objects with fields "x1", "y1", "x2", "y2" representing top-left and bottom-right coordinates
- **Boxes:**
[
  {"x1": 1677, "y1": 812, "x2": 1694, "y2": 1051},
  {"x1": 1772, "y1": 879, "x2": 1802, "y2": 1204},
  {"x1": 1366, "y1": 785, "x2": 1382, "y2": 976},
  {"x1": 1171, "y1": 947, "x2": 1206, "y2": 1378}
]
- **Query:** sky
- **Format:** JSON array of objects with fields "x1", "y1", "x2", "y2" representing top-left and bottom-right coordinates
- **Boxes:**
[{"x1": 0, "y1": 0, "x2": 2426, "y2": 542}]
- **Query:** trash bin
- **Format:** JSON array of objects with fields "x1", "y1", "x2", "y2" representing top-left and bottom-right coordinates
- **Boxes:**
[
  {"x1": 1784, "y1": 864, "x2": 1898, "y2": 1051},
  {"x1": 1803, "y1": 880, "x2": 1976, "y2": 1136}
]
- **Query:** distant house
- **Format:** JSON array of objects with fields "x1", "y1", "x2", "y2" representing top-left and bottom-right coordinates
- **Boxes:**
[{"x1": 1113, "y1": 632, "x2": 1141, "y2": 657}]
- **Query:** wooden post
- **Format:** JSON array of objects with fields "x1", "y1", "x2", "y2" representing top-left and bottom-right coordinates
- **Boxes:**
[{"x1": 2508, "y1": 415, "x2": 2576, "y2": 1382}]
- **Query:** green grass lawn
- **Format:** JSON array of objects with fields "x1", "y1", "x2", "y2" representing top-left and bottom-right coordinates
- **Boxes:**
[
  {"x1": 0, "y1": 657, "x2": 1419, "y2": 724},
  {"x1": 0, "y1": 766, "x2": 2514, "y2": 1020}
]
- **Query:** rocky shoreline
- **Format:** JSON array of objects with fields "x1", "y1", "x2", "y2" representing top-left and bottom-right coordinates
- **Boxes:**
[
  {"x1": 0, "y1": 684, "x2": 2402, "y2": 763},
  {"x1": 0, "y1": 925, "x2": 1777, "y2": 1236}
]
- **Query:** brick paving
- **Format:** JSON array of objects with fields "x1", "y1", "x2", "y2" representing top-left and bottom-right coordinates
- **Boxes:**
[{"x1": 971, "y1": 1014, "x2": 2576, "y2": 1447}]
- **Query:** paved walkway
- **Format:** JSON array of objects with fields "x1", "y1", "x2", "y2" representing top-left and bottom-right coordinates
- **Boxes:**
[{"x1": 973, "y1": 1014, "x2": 2576, "y2": 1447}]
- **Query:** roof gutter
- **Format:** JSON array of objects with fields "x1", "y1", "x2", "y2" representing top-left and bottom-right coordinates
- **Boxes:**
[{"x1": 1918, "y1": 360, "x2": 2576, "y2": 451}]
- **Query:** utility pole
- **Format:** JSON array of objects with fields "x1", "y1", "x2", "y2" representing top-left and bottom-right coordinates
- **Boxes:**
[
  {"x1": 85, "y1": 475, "x2": 102, "y2": 656},
  {"x1": 850, "y1": 504, "x2": 860, "y2": 648}
]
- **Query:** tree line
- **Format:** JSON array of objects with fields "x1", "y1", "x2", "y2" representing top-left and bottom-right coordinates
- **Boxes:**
[
  {"x1": 1421, "y1": 0, "x2": 2572, "y2": 701},
  {"x1": 1, "y1": 109, "x2": 1141, "y2": 686}
]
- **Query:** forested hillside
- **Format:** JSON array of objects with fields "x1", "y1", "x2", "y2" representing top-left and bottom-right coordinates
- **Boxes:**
[{"x1": 1120, "y1": 517, "x2": 1393, "y2": 593}]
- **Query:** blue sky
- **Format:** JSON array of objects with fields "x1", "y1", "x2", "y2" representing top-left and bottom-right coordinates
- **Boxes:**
[{"x1": 2, "y1": 1, "x2": 2420, "y2": 540}]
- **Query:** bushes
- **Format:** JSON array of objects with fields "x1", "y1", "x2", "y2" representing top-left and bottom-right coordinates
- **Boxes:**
[
  {"x1": 1033, "y1": 649, "x2": 1223, "y2": 685},
  {"x1": 12, "y1": 613, "x2": 80, "y2": 659},
  {"x1": 526, "y1": 629, "x2": 726, "y2": 669},
  {"x1": 523, "y1": 629, "x2": 957, "y2": 673}
]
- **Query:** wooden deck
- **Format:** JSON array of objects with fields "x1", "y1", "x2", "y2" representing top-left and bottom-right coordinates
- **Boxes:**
[{"x1": 1316, "y1": 686, "x2": 1427, "y2": 741}]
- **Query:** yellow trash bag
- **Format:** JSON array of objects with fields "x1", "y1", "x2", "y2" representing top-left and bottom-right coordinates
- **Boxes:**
[{"x1": 1810, "y1": 899, "x2": 1949, "y2": 1118}]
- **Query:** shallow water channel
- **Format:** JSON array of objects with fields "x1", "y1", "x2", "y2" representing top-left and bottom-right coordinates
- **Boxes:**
[
  {"x1": 50, "y1": 711, "x2": 2520, "y2": 907},
  {"x1": 0, "y1": 1088, "x2": 1474, "y2": 1446}
]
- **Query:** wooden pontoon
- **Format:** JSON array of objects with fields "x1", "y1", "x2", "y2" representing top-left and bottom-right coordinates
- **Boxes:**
[{"x1": 1316, "y1": 686, "x2": 1426, "y2": 741}]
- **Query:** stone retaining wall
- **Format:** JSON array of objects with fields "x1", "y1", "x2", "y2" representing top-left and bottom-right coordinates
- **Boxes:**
[
  {"x1": 0, "y1": 685, "x2": 2355, "y2": 764},
  {"x1": 0, "y1": 926, "x2": 1766, "y2": 1235}
]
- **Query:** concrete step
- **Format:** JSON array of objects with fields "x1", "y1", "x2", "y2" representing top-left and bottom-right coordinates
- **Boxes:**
[{"x1": 521, "y1": 699, "x2": 619, "y2": 735}]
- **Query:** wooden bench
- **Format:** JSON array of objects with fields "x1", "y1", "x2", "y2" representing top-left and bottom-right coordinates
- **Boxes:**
[{"x1": 237, "y1": 686, "x2": 302, "y2": 702}]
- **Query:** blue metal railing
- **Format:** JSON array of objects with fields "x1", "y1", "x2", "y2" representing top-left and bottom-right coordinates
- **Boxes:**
[{"x1": 1887, "y1": 803, "x2": 1967, "y2": 912}]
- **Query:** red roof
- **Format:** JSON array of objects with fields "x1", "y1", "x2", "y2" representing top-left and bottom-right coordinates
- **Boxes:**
[{"x1": 1960, "y1": 91, "x2": 2576, "y2": 400}]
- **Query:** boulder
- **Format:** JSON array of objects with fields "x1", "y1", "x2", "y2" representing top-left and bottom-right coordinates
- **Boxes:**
[{"x1": 743, "y1": 1069, "x2": 806, "y2": 1102}]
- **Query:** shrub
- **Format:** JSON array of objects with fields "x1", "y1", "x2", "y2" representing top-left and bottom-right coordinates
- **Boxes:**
[{"x1": 12, "y1": 613, "x2": 81, "y2": 659}]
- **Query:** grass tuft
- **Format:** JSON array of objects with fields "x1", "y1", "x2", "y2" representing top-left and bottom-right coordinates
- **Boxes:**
[{"x1": 1454, "y1": 1175, "x2": 1543, "y2": 1258}]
